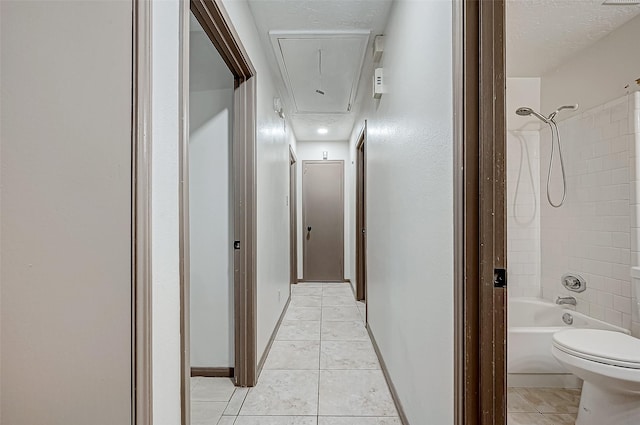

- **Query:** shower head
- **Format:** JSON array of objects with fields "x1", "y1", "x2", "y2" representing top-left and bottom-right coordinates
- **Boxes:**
[
  {"x1": 515, "y1": 106, "x2": 549, "y2": 123},
  {"x1": 548, "y1": 104, "x2": 579, "y2": 121}
]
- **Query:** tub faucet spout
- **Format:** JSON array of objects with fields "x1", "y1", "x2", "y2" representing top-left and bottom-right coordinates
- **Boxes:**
[{"x1": 556, "y1": 296, "x2": 577, "y2": 306}]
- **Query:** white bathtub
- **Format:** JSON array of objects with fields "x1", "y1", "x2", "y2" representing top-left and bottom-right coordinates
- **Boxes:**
[{"x1": 508, "y1": 297, "x2": 629, "y2": 387}]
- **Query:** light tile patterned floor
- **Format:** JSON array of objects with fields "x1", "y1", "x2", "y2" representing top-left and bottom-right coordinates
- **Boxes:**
[
  {"x1": 191, "y1": 281, "x2": 400, "y2": 424},
  {"x1": 507, "y1": 387, "x2": 581, "y2": 425}
]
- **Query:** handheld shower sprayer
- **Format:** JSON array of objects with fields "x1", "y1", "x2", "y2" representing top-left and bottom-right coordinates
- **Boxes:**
[
  {"x1": 548, "y1": 104, "x2": 578, "y2": 121},
  {"x1": 515, "y1": 107, "x2": 550, "y2": 123},
  {"x1": 514, "y1": 104, "x2": 579, "y2": 208}
]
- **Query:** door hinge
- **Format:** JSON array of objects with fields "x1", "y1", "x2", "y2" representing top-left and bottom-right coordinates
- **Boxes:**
[
  {"x1": 234, "y1": 241, "x2": 241, "y2": 250},
  {"x1": 493, "y1": 268, "x2": 507, "y2": 288}
]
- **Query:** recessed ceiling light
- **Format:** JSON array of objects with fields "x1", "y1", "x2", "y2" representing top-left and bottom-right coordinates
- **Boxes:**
[
  {"x1": 317, "y1": 128, "x2": 328, "y2": 135},
  {"x1": 602, "y1": 0, "x2": 640, "y2": 5}
]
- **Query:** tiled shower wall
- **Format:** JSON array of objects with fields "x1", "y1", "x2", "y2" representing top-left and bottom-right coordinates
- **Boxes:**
[
  {"x1": 507, "y1": 130, "x2": 541, "y2": 297},
  {"x1": 507, "y1": 78, "x2": 541, "y2": 297},
  {"x1": 540, "y1": 93, "x2": 640, "y2": 332},
  {"x1": 630, "y1": 92, "x2": 640, "y2": 337}
]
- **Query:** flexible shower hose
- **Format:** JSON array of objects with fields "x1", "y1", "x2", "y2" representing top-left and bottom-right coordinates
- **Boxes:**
[{"x1": 546, "y1": 120, "x2": 566, "y2": 208}]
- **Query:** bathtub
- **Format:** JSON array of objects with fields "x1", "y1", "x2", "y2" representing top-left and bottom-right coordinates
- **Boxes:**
[{"x1": 508, "y1": 297, "x2": 629, "y2": 387}]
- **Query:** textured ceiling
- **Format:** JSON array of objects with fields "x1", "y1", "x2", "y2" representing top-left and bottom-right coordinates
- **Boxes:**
[
  {"x1": 248, "y1": 0, "x2": 392, "y2": 141},
  {"x1": 507, "y1": 0, "x2": 640, "y2": 77}
]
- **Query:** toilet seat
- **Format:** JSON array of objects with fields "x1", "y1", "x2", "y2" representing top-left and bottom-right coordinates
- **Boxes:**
[{"x1": 553, "y1": 329, "x2": 640, "y2": 370}]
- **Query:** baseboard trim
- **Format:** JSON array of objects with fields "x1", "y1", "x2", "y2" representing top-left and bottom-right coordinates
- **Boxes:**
[
  {"x1": 296, "y1": 279, "x2": 350, "y2": 283},
  {"x1": 256, "y1": 293, "x2": 292, "y2": 377},
  {"x1": 367, "y1": 325, "x2": 410, "y2": 425},
  {"x1": 190, "y1": 367, "x2": 234, "y2": 378}
]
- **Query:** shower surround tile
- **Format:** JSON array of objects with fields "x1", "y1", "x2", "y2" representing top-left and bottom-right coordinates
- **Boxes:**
[{"x1": 538, "y1": 92, "x2": 637, "y2": 331}]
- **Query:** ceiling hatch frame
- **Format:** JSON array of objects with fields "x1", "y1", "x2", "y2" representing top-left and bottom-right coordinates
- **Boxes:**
[{"x1": 269, "y1": 30, "x2": 371, "y2": 115}]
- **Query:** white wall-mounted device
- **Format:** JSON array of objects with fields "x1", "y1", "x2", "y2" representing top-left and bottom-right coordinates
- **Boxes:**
[{"x1": 373, "y1": 68, "x2": 385, "y2": 99}]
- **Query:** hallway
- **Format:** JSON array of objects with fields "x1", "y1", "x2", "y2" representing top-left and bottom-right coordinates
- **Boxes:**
[{"x1": 191, "y1": 281, "x2": 401, "y2": 424}]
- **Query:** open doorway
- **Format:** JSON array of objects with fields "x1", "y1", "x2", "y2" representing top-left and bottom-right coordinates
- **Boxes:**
[
  {"x1": 188, "y1": 9, "x2": 236, "y2": 381},
  {"x1": 290, "y1": 146, "x2": 298, "y2": 285},
  {"x1": 355, "y1": 122, "x2": 367, "y2": 304},
  {"x1": 181, "y1": 0, "x2": 258, "y2": 423},
  {"x1": 503, "y1": 2, "x2": 640, "y2": 424}
]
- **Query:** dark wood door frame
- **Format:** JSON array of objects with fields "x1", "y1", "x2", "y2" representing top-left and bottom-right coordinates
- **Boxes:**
[
  {"x1": 355, "y1": 122, "x2": 367, "y2": 303},
  {"x1": 455, "y1": 0, "x2": 507, "y2": 424},
  {"x1": 290, "y1": 146, "x2": 298, "y2": 285},
  {"x1": 180, "y1": 0, "x2": 258, "y2": 423}
]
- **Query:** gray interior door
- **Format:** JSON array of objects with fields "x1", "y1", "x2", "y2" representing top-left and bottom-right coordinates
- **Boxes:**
[
  {"x1": 1, "y1": 2, "x2": 133, "y2": 424},
  {"x1": 302, "y1": 161, "x2": 344, "y2": 281}
]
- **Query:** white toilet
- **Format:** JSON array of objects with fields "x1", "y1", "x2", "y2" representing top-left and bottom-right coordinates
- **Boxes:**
[
  {"x1": 551, "y1": 266, "x2": 640, "y2": 424},
  {"x1": 552, "y1": 329, "x2": 640, "y2": 425}
]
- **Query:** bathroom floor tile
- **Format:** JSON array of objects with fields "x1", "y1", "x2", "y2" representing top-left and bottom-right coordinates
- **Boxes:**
[
  {"x1": 321, "y1": 320, "x2": 369, "y2": 341},
  {"x1": 234, "y1": 417, "x2": 317, "y2": 425},
  {"x1": 540, "y1": 414, "x2": 577, "y2": 425},
  {"x1": 318, "y1": 418, "x2": 401, "y2": 425},
  {"x1": 239, "y1": 370, "x2": 319, "y2": 416},
  {"x1": 285, "y1": 306, "x2": 322, "y2": 321},
  {"x1": 190, "y1": 401, "x2": 227, "y2": 425},
  {"x1": 507, "y1": 413, "x2": 546, "y2": 425},
  {"x1": 217, "y1": 417, "x2": 236, "y2": 425},
  {"x1": 322, "y1": 305, "x2": 362, "y2": 321},
  {"x1": 263, "y1": 340, "x2": 321, "y2": 370},
  {"x1": 318, "y1": 370, "x2": 397, "y2": 416},
  {"x1": 507, "y1": 412, "x2": 577, "y2": 425},
  {"x1": 191, "y1": 377, "x2": 236, "y2": 402},
  {"x1": 276, "y1": 320, "x2": 321, "y2": 341},
  {"x1": 515, "y1": 388, "x2": 580, "y2": 414},
  {"x1": 507, "y1": 388, "x2": 537, "y2": 413},
  {"x1": 320, "y1": 341, "x2": 379, "y2": 370}
]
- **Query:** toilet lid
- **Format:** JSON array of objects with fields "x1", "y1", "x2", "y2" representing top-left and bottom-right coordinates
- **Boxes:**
[{"x1": 553, "y1": 329, "x2": 640, "y2": 369}]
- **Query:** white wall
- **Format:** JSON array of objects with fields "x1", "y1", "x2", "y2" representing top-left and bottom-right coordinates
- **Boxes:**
[
  {"x1": 189, "y1": 87, "x2": 235, "y2": 367},
  {"x1": 506, "y1": 78, "x2": 541, "y2": 298},
  {"x1": 1, "y1": 1, "x2": 133, "y2": 423},
  {"x1": 151, "y1": 1, "x2": 182, "y2": 423},
  {"x1": 347, "y1": 1, "x2": 454, "y2": 422},
  {"x1": 221, "y1": 0, "x2": 295, "y2": 364},
  {"x1": 295, "y1": 140, "x2": 352, "y2": 281},
  {"x1": 541, "y1": 14, "x2": 640, "y2": 120}
]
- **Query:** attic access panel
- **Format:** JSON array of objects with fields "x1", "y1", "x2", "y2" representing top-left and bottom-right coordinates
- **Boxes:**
[{"x1": 270, "y1": 31, "x2": 370, "y2": 114}]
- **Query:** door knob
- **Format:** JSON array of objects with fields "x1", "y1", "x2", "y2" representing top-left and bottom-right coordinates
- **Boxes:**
[{"x1": 307, "y1": 226, "x2": 312, "y2": 232}]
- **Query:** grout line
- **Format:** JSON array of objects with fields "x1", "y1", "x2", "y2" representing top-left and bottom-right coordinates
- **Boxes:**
[{"x1": 317, "y1": 284, "x2": 324, "y2": 420}]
